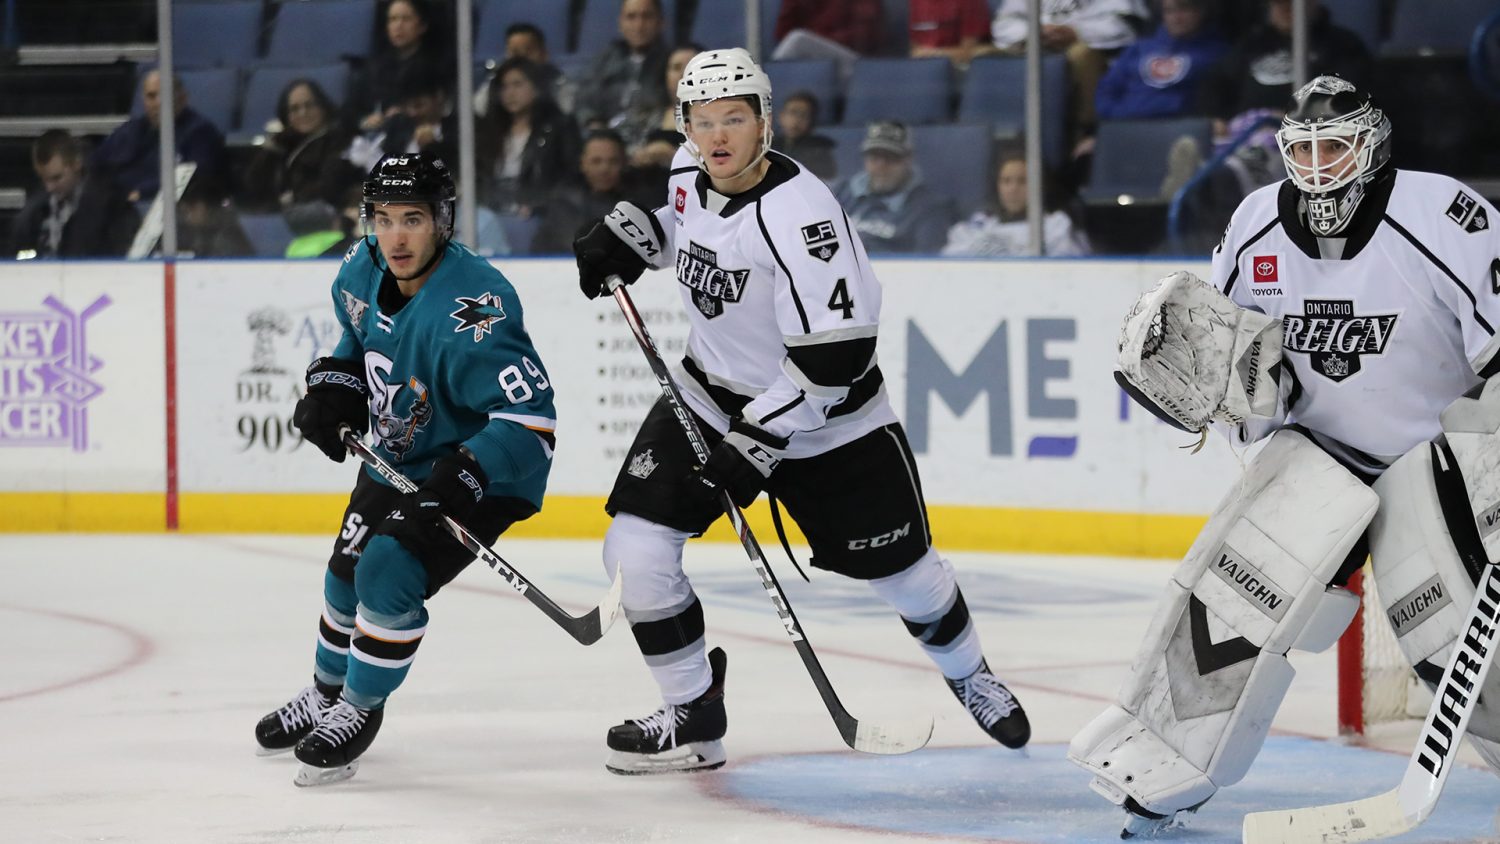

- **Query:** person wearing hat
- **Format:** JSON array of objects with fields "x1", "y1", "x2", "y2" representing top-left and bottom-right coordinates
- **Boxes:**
[{"x1": 834, "y1": 121, "x2": 954, "y2": 254}]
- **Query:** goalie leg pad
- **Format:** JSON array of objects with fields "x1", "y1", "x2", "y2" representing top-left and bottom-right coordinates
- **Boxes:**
[
  {"x1": 1070, "y1": 429, "x2": 1378, "y2": 816},
  {"x1": 1370, "y1": 427, "x2": 1500, "y2": 747}
]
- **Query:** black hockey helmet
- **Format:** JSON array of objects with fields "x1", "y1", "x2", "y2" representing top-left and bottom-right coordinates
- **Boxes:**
[
  {"x1": 1275, "y1": 75, "x2": 1392, "y2": 237},
  {"x1": 361, "y1": 152, "x2": 456, "y2": 241}
]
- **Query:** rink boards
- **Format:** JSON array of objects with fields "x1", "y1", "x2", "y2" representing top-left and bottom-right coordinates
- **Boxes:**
[{"x1": 0, "y1": 256, "x2": 1237, "y2": 556}]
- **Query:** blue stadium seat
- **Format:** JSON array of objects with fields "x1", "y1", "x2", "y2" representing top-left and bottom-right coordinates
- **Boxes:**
[
  {"x1": 265, "y1": 0, "x2": 375, "y2": 66},
  {"x1": 133, "y1": 66, "x2": 240, "y2": 134},
  {"x1": 841, "y1": 57, "x2": 953, "y2": 125},
  {"x1": 1382, "y1": 0, "x2": 1494, "y2": 56},
  {"x1": 690, "y1": 0, "x2": 779, "y2": 56},
  {"x1": 957, "y1": 54, "x2": 1068, "y2": 166},
  {"x1": 574, "y1": 0, "x2": 678, "y2": 58},
  {"x1": 498, "y1": 214, "x2": 540, "y2": 256},
  {"x1": 475, "y1": 0, "x2": 569, "y2": 60},
  {"x1": 240, "y1": 63, "x2": 351, "y2": 133},
  {"x1": 819, "y1": 125, "x2": 870, "y2": 185},
  {"x1": 1082, "y1": 117, "x2": 1212, "y2": 203},
  {"x1": 1321, "y1": 0, "x2": 1382, "y2": 53},
  {"x1": 765, "y1": 59, "x2": 838, "y2": 120},
  {"x1": 174, "y1": 1, "x2": 262, "y2": 69},
  {"x1": 239, "y1": 212, "x2": 296, "y2": 257},
  {"x1": 911, "y1": 123, "x2": 993, "y2": 216}
]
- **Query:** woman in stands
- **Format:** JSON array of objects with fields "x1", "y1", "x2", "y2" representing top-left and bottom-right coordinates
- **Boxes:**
[
  {"x1": 242, "y1": 79, "x2": 354, "y2": 214},
  {"x1": 942, "y1": 146, "x2": 1090, "y2": 257},
  {"x1": 475, "y1": 57, "x2": 581, "y2": 217},
  {"x1": 357, "y1": 0, "x2": 454, "y2": 133}
]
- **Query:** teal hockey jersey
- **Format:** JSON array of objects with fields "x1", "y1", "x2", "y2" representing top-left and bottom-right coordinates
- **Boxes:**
[{"x1": 329, "y1": 237, "x2": 555, "y2": 509}]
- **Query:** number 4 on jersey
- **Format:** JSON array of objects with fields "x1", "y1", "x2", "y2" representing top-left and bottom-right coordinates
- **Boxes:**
[{"x1": 828, "y1": 278, "x2": 854, "y2": 319}]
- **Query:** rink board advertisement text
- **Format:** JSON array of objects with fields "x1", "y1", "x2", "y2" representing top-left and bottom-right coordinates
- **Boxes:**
[{"x1": 0, "y1": 257, "x2": 1231, "y2": 555}]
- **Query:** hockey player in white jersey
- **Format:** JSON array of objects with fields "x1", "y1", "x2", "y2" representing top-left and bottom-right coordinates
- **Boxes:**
[
  {"x1": 1072, "y1": 75, "x2": 1500, "y2": 836},
  {"x1": 571, "y1": 47, "x2": 1031, "y2": 774}
]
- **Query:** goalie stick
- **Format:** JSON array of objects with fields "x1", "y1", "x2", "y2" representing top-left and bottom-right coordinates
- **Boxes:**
[
  {"x1": 1242, "y1": 560, "x2": 1500, "y2": 843},
  {"x1": 607, "y1": 277, "x2": 934, "y2": 755},
  {"x1": 341, "y1": 429, "x2": 623, "y2": 646}
]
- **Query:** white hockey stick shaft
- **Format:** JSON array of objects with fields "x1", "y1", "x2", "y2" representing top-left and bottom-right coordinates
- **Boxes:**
[{"x1": 1242, "y1": 561, "x2": 1500, "y2": 843}]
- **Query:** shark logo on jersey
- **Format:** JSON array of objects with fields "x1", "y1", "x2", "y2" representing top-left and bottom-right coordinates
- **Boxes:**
[
  {"x1": 1446, "y1": 191, "x2": 1489, "y2": 234},
  {"x1": 626, "y1": 448, "x2": 658, "y2": 479},
  {"x1": 1282, "y1": 298, "x2": 1398, "y2": 383},
  {"x1": 449, "y1": 292, "x2": 507, "y2": 342},
  {"x1": 677, "y1": 241, "x2": 749, "y2": 319},
  {"x1": 340, "y1": 290, "x2": 369, "y2": 328},
  {"x1": 801, "y1": 220, "x2": 840, "y2": 262},
  {"x1": 368, "y1": 354, "x2": 434, "y2": 459}
]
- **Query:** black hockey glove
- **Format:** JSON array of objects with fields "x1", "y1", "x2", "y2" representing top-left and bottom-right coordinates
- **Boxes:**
[
  {"x1": 690, "y1": 419, "x2": 788, "y2": 509},
  {"x1": 292, "y1": 356, "x2": 370, "y2": 463},
  {"x1": 377, "y1": 449, "x2": 489, "y2": 545},
  {"x1": 573, "y1": 201, "x2": 668, "y2": 299}
]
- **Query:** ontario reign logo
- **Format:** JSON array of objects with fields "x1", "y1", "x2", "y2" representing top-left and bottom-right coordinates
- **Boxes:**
[
  {"x1": 677, "y1": 241, "x2": 749, "y2": 319},
  {"x1": 1282, "y1": 299, "x2": 1398, "y2": 383}
]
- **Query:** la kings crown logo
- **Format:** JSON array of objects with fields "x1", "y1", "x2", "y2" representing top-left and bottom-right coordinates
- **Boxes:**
[
  {"x1": 677, "y1": 240, "x2": 749, "y2": 319},
  {"x1": 1283, "y1": 298, "x2": 1398, "y2": 382}
]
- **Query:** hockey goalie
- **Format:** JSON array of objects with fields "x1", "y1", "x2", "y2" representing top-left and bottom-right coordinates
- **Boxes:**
[{"x1": 1069, "y1": 76, "x2": 1500, "y2": 838}]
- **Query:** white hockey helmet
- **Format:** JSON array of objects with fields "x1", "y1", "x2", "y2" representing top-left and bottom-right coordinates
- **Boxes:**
[
  {"x1": 1275, "y1": 75, "x2": 1392, "y2": 236},
  {"x1": 675, "y1": 47, "x2": 774, "y2": 173}
]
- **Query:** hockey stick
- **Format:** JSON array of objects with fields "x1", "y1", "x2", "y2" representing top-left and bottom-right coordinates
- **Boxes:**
[
  {"x1": 607, "y1": 277, "x2": 934, "y2": 755},
  {"x1": 341, "y1": 429, "x2": 623, "y2": 646},
  {"x1": 1242, "y1": 560, "x2": 1500, "y2": 843}
]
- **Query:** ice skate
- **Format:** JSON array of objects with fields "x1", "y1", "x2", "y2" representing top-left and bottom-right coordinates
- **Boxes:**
[
  {"x1": 605, "y1": 647, "x2": 727, "y2": 775},
  {"x1": 292, "y1": 697, "x2": 383, "y2": 786},
  {"x1": 254, "y1": 681, "x2": 340, "y2": 756},
  {"x1": 946, "y1": 658, "x2": 1030, "y2": 749},
  {"x1": 1119, "y1": 796, "x2": 1207, "y2": 839}
]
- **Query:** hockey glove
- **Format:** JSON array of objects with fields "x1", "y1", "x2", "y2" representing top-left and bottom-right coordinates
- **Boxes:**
[
  {"x1": 573, "y1": 201, "x2": 669, "y2": 299},
  {"x1": 691, "y1": 419, "x2": 788, "y2": 509},
  {"x1": 292, "y1": 356, "x2": 370, "y2": 463},
  {"x1": 377, "y1": 449, "x2": 489, "y2": 545}
]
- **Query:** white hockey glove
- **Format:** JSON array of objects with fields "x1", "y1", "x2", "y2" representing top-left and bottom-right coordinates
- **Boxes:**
[{"x1": 1117, "y1": 271, "x2": 1283, "y2": 434}]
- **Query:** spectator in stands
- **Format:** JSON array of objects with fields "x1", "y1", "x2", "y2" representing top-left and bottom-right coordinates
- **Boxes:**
[
  {"x1": 991, "y1": 0, "x2": 1150, "y2": 133},
  {"x1": 942, "y1": 147, "x2": 1089, "y2": 256},
  {"x1": 772, "y1": 0, "x2": 885, "y2": 81},
  {"x1": 771, "y1": 91, "x2": 837, "y2": 180},
  {"x1": 835, "y1": 121, "x2": 954, "y2": 254},
  {"x1": 1197, "y1": 0, "x2": 1370, "y2": 131},
  {"x1": 575, "y1": 0, "x2": 670, "y2": 131},
  {"x1": 358, "y1": 0, "x2": 454, "y2": 132},
  {"x1": 621, "y1": 43, "x2": 701, "y2": 166},
  {"x1": 91, "y1": 69, "x2": 228, "y2": 202},
  {"x1": 1094, "y1": 0, "x2": 1226, "y2": 120},
  {"x1": 477, "y1": 23, "x2": 577, "y2": 118},
  {"x1": 344, "y1": 63, "x2": 458, "y2": 177},
  {"x1": 531, "y1": 130, "x2": 631, "y2": 255},
  {"x1": 10, "y1": 130, "x2": 138, "y2": 259},
  {"x1": 909, "y1": 0, "x2": 993, "y2": 67},
  {"x1": 176, "y1": 175, "x2": 252, "y2": 258},
  {"x1": 242, "y1": 79, "x2": 354, "y2": 213},
  {"x1": 476, "y1": 57, "x2": 582, "y2": 217}
]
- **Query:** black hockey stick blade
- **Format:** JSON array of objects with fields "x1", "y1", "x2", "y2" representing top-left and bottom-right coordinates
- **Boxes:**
[
  {"x1": 342, "y1": 430, "x2": 623, "y2": 645},
  {"x1": 607, "y1": 278, "x2": 934, "y2": 755}
]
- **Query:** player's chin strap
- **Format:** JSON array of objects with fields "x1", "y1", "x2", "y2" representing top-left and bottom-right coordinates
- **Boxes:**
[{"x1": 767, "y1": 496, "x2": 811, "y2": 583}]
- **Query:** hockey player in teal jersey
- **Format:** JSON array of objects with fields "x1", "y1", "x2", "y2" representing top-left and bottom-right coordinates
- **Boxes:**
[{"x1": 253, "y1": 153, "x2": 558, "y2": 787}]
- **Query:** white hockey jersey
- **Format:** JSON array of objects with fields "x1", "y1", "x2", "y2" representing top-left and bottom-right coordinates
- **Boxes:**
[
  {"x1": 1212, "y1": 170, "x2": 1500, "y2": 473},
  {"x1": 647, "y1": 147, "x2": 898, "y2": 459}
]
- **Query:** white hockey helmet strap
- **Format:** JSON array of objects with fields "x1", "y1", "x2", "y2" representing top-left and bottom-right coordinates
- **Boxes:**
[
  {"x1": 1276, "y1": 76, "x2": 1392, "y2": 236},
  {"x1": 675, "y1": 47, "x2": 773, "y2": 176}
]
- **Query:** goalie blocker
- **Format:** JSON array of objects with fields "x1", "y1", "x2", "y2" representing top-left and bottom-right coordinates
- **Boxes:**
[{"x1": 1069, "y1": 429, "x2": 1377, "y2": 823}]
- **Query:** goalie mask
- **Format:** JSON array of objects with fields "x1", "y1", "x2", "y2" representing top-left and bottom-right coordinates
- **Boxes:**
[
  {"x1": 675, "y1": 47, "x2": 773, "y2": 178},
  {"x1": 1276, "y1": 75, "x2": 1392, "y2": 237}
]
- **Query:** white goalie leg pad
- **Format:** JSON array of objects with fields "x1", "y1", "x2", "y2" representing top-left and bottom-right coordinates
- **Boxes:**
[
  {"x1": 1070, "y1": 429, "x2": 1377, "y2": 816},
  {"x1": 1369, "y1": 386, "x2": 1500, "y2": 752}
]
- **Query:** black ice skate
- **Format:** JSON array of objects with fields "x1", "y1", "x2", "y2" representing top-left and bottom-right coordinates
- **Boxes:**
[
  {"x1": 254, "y1": 680, "x2": 341, "y2": 756},
  {"x1": 605, "y1": 647, "x2": 727, "y2": 775},
  {"x1": 1119, "y1": 796, "x2": 1209, "y2": 839},
  {"x1": 291, "y1": 697, "x2": 384, "y2": 787},
  {"x1": 946, "y1": 659, "x2": 1030, "y2": 749}
]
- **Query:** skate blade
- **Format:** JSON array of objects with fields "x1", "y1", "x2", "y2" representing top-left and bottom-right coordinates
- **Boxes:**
[
  {"x1": 256, "y1": 744, "x2": 295, "y2": 758},
  {"x1": 605, "y1": 740, "x2": 726, "y2": 776},
  {"x1": 293, "y1": 759, "x2": 359, "y2": 787}
]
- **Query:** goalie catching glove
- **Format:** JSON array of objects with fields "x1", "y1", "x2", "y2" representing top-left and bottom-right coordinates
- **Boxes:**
[
  {"x1": 574, "y1": 201, "x2": 672, "y2": 299},
  {"x1": 1117, "y1": 271, "x2": 1284, "y2": 433}
]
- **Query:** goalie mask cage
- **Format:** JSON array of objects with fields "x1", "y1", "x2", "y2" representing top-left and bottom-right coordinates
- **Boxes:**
[{"x1": 1338, "y1": 565, "x2": 1431, "y2": 735}]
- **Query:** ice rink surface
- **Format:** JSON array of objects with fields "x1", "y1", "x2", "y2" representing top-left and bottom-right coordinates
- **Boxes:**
[{"x1": 5, "y1": 533, "x2": 1498, "y2": 843}]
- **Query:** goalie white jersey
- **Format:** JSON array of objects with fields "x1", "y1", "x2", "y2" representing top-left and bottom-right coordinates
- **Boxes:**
[
  {"x1": 1213, "y1": 170, "x2": 1500, "y2": 472},
  {"x1": 649, "y1": 147, "x2": 898, "y2": 458}
]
